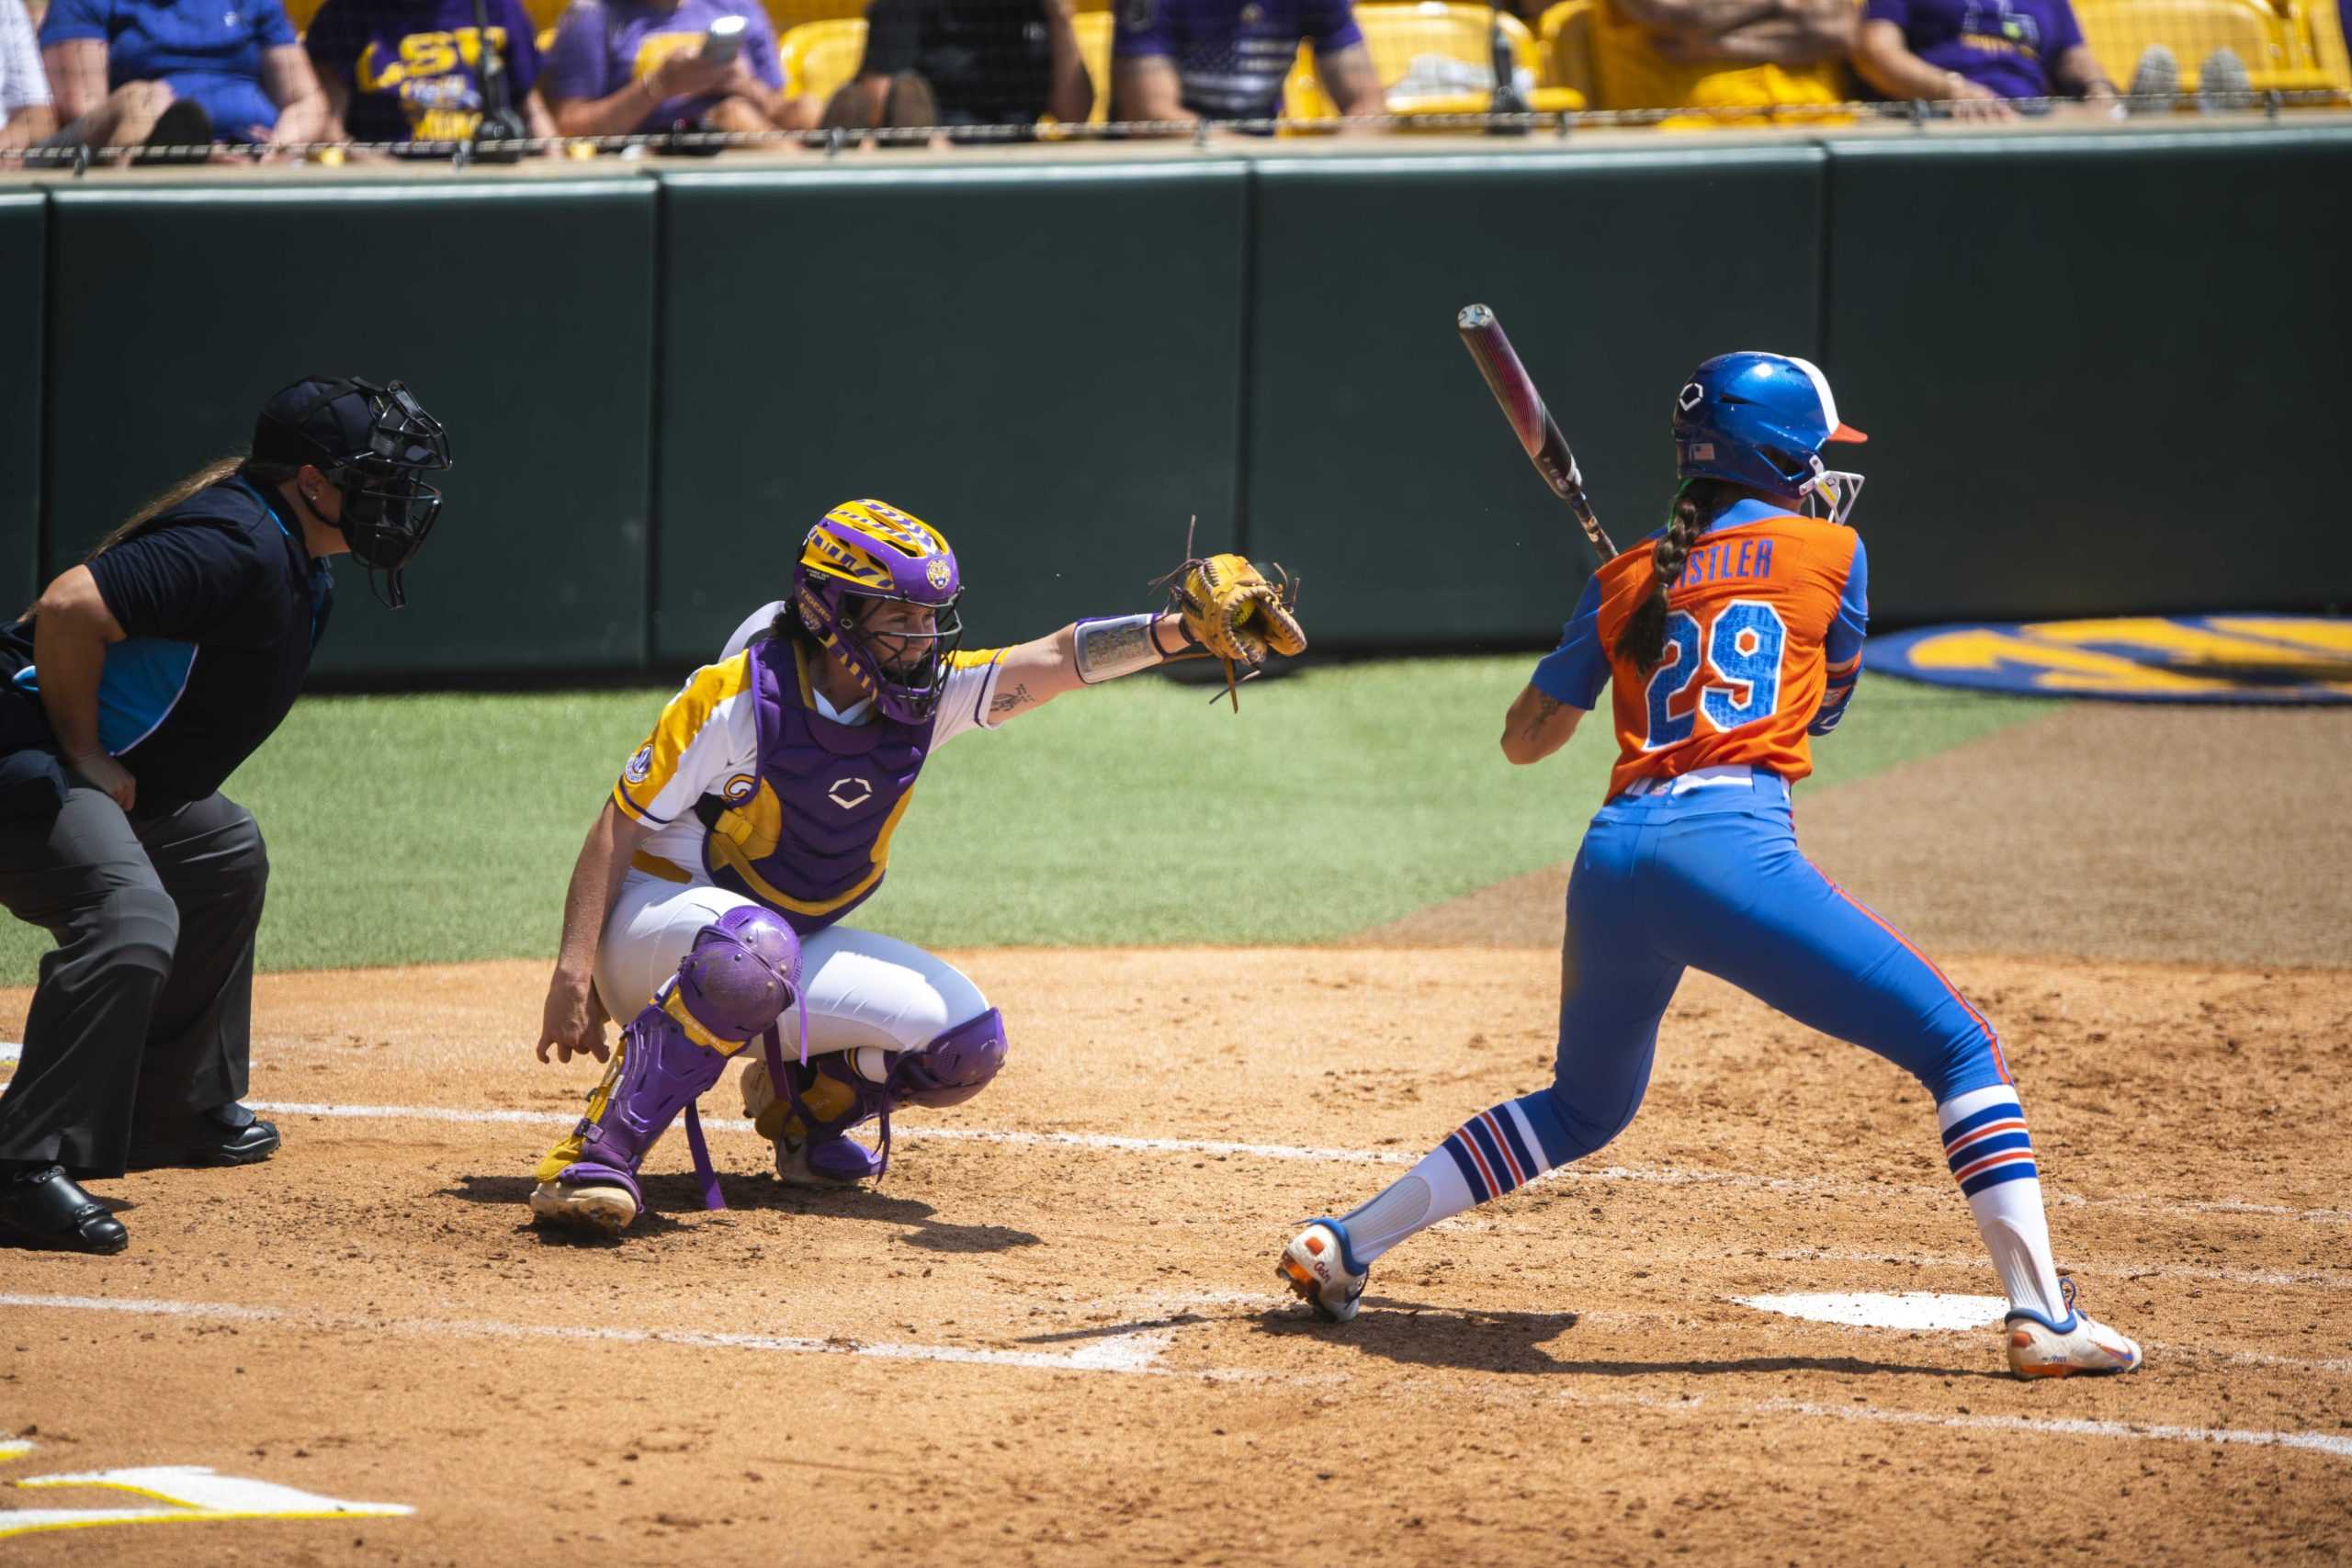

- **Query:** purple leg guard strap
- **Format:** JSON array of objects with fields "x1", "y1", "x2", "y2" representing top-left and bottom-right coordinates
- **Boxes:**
[
  {"x1": 560, "y1": 907, "x2": 801, "y2": 1213},
  {"x1": 758, "y1": 1008, "x2": 1008, "y2": 1182}
]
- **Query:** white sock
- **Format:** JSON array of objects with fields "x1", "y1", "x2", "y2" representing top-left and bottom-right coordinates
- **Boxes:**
[
  {"x1": 1939, "y1": 1084, "x2": 2068, "y2": 1323},
  {"x1": 1340, "y1": 1100, "x2": 1561, "y2": 1265}
]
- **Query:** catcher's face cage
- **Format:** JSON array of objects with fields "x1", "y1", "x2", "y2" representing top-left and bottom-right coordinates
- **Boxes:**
[
  {"x1": 336, "y1": 380, "x2": 450, "y2": 610},
  {"x1": 298, "y1": 379, "x2": 451, "y2": 610},
  {"x1": 800, "y1": 579, "x2": 966, "y2": 724}
]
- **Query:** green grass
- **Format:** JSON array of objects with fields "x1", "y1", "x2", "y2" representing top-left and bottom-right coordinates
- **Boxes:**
[{"x1": 0, "y1": 660, "x2": 2046, "y2": 983}]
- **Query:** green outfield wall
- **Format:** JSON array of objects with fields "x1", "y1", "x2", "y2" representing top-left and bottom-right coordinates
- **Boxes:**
[
  {"x1": 0, "y1": 192, "x2": 41, "y2": 621},
  {"x1": 7, "y1": 123, "x2": 2346, "y2": 675}
]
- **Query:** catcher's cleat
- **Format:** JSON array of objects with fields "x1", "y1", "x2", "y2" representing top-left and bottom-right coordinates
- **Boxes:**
[
  {"x1": 1279, "y1": 1219, "x2": 1367, "y2": 1324},
  {"x1": 2004, "y1": 1279, "x2": 2143, "y2": 1378},
  {"x1": 529, "y1": 1178, "x2": 637, "y2": 1235},
  {"x1": 774, "y1": 1133, "x2": 884, "y2": 1189}
]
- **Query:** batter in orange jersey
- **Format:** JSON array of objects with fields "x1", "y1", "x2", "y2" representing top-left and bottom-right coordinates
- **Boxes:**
[{"x1": 1279, "y1": 351, "x2": 2143, "y2": 1383}]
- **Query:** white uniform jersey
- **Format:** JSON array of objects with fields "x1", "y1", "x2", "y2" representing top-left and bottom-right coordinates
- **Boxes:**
[{"x1": 613, "y1": 600, "x2": 1006, "y2": 874}]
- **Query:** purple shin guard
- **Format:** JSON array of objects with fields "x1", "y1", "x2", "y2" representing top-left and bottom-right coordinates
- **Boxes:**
[
  {"x1": 759, "y1": 1009, "x2": 1006, "y2": 1182},
  {"x1": 560, "y1": 908, "x2": 801, "y2": 1213}
]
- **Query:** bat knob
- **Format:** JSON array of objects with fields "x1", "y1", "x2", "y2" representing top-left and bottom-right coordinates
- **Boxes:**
[{"x1": 1457, "y1": 304, "x2": 1494, "y2": 330}]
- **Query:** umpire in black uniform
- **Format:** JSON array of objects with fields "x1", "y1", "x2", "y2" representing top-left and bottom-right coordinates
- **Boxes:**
[{"x1": 0, "y1": 377, "x2": 450, "y2": 1254}]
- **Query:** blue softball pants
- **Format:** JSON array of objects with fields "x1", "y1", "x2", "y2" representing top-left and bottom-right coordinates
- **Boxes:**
[{"x1": 1535, "y1": 771, "x2": 2010, "y2": 1165}]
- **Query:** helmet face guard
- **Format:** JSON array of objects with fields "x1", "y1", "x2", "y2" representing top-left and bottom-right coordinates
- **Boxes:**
[{"x1": 791, "y1": 501, "x2": 964, "y2": 724}]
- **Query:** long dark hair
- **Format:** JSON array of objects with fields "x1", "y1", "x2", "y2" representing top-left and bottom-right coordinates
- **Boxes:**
[
  {"x1": 1614, "y1": 479, "x2": 1736, "y2": 674},
  {"x1": 80, "y1": 455, "x2": 297, "y2": 565}
]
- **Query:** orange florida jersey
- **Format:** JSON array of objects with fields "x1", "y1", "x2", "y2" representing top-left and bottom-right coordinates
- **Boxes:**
[{"x1": 1530, "y1": 500, "x2": 1869, "y2": 801}]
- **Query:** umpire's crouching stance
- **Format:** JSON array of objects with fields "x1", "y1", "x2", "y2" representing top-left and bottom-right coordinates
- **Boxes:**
[{"x1": 0, "y1": 377, "x2": 450, "y2": 1253}]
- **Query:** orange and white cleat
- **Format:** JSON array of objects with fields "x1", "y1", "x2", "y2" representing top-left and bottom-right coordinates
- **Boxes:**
[
  {"x1": 2004, "y1": 1279, "x2": 2143, "y2": 1378},
  {"x1": 1279, "y1": 1219, "x2": 1368, "y2": 1324}
]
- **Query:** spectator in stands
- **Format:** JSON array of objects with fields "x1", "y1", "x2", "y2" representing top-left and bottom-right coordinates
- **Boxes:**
[
  {"x1": 37, "y1": 0, "x2": 331, "y2": 154},
  {"x1": 823, "y1": 0, "x2": 1092, "y2": 138},
  {"x1": 1, "y1": 0, "x2": 57, "y2": 151},
  {"x1": 1853, "y1": 0, "x2": 2117, "y2": 117},
  {"x1": 1111, "y1": 0, "x2": 1381, "y2": 127},
  {"x1": 305, "y1": 0, "x2": 558, "y2": 150},
  {"x1": 1598, "y1": 0, "x2": 1855, "y2": 121},
  {"x1": 542, "y1": 0, "x2": 818, "y2": 141}
]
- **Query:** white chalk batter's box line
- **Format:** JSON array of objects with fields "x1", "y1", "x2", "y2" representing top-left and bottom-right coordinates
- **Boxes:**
[
  {"x1": 5, "y1": 1292, "x2": 2346, "y2": 1465},
  {"x1": 0, "y1": 1055, "x2": 2340, "y2": 1227},
  {"x1": 230, "y1": 1097, "x2": 2352, "y2": 1230}
]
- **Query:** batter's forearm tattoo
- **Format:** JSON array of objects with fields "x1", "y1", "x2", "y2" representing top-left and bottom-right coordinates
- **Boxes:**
[
  {"x1": 1072, "y1": 614, "x2": 1164, "y2": 684},
  {"x1": 1519, "y1": 693, "x2": 1563, "y2": 741}
]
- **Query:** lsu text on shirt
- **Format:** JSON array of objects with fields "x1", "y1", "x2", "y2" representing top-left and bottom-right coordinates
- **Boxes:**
[{"x1": 1532, "y1": 498, "x2": 1868, "y2": 802}]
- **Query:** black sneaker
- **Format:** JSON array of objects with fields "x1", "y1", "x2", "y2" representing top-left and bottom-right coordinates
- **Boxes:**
[
  {"x1": 0, "y1": 1166, "x2": 129, "y2": 1254},
  {"x1": 126, "y1": 1103, "x2": 280, "y2": 1169}
]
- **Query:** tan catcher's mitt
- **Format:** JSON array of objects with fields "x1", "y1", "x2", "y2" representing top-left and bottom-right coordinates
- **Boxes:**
[{"x1": 1166, "y1": 547, "x2": 1307, "y2": 708}]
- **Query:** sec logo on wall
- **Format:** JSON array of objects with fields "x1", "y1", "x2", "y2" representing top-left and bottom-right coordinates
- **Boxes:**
[{"x1": 1870, "y1": 615, "x2": 2352, "y2": 705}]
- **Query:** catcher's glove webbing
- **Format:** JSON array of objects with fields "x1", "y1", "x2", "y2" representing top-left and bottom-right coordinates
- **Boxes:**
[{"x1": 1156, "y1": 520, "x2": 1307, "y2": 710}]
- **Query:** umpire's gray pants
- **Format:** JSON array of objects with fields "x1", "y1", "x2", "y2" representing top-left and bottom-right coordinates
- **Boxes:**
[{"x1": 0, "y1": 785, "x2": 268, "y2": 1178}]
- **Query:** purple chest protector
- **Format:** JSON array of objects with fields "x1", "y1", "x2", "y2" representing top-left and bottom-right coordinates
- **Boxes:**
[{"x1": 699, "y1": 637, "x2": 935, "y2": 935}]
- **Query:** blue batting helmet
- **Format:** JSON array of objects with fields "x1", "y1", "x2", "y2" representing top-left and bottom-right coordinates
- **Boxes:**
[{"x1": 1673, "y1": 353, "x2": 1869, "y2": 524}]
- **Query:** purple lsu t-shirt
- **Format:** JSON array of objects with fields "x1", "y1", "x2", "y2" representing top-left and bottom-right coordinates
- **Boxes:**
[
  {"x1": 305, "y1": 0, "x2": 542, "y2": 143},
  {"x1": 1113, "y1": 0, "x2": 1363, "y2": 119},
  {"x1": 1863, "y1": 0, "x2": 2085, "y2": 98},
  {"x1": 541, "y1": 0, "x2": 781, "y2": 132}
]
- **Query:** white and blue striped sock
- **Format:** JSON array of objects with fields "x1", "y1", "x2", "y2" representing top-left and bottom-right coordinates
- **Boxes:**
[{"x1": 1939, "y1": 1084, "x2": 2067, "y2": 1323}]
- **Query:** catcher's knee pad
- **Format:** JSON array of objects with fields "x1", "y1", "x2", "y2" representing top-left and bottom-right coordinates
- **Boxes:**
[
  {"x1": 888, "y1": 1008, "x2": 1007, "y2": 1109},
  {"x1": 551, "y1": 907, "x2": 801, "y2": 1212}
]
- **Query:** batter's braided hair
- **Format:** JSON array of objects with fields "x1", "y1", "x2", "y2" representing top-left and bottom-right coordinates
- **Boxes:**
[{"x1": 1614, "y1": 479, "x2": 1723, "y2": 674}]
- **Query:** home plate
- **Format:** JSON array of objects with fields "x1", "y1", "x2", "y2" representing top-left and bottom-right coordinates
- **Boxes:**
[{"x1": 1734, "y1": 1292, "x2": 2010, "y2": 1332}]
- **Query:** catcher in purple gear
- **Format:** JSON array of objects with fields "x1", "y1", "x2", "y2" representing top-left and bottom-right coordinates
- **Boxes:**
[{"x1": 528, "y1": 499, "x2": 1304, "y2": 1235}]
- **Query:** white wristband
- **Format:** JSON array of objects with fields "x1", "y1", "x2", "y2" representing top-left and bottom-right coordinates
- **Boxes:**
[{"x1": 1073, "y1": 614, "x2": 1167, "y2": 684}]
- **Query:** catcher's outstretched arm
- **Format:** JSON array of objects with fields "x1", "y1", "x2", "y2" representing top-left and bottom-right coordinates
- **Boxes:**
[{"x1": 980, "y1": 613, "x2": 1198, "y2": 725}]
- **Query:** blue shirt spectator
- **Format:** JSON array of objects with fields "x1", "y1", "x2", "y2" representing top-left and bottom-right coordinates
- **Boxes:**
[
  {"x1": 39, "y1": 0, "x2": 330, "y2": 149},
  {"x1": 1110, "y1": 0, "x2": 1380, "y2": 125}
]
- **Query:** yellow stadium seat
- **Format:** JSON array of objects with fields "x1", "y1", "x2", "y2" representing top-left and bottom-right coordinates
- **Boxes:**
[
  {"x1": 1283, "y1": 3, "x2": 1583, "y2": 120},
  {"x1": 1587, "y1": 0, "x2": 1849, "y2": 121},
  {"x1": 1071, "y1": 8, "x2": 1114, "y2": 121},
  {"x1": 1537, "y1": 0, "x2": 1596, "y2": 102},
  {"x1": 778, "y1": 17, "x2": 867, "y2": 100},
  {"x1": 761, "y1": 0, "x2": 869, "y2": 39},
  {"x1": 2075, "y1": 0, "x2": 2336, "y2": 92}
]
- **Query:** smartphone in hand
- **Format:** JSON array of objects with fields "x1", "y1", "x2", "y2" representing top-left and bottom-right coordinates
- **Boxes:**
[{"x1": 700, "y1": 15, "x2": 747, "y2": 64}]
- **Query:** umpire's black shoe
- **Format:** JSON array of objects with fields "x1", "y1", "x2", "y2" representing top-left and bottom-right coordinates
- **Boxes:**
[
  {"x1": 0, "y1": 1166, "x2": 129, "y2": 1254},
  {"x1": 127, "y1": 1104, "x2": 281, "y2": 1170}
]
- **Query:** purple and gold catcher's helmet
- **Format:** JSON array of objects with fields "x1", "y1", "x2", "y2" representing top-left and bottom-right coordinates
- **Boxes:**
[{"x1": 791, "y1": 499, "x2": 965, "y2": 724}]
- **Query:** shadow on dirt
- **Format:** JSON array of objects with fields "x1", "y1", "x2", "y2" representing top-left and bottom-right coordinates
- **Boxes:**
[
  {"x1": 440, "y1": 1170, "x2": 1040, "y2": 1252},
  {"x1": 1246, "y1": 1301, "x2": 1994, "y2": 1380}
]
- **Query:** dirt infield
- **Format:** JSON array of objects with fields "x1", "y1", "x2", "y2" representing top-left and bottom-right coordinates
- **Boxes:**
[{"x1": 5, "y1": 699, "x2": 2350, "y2": 1565}]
